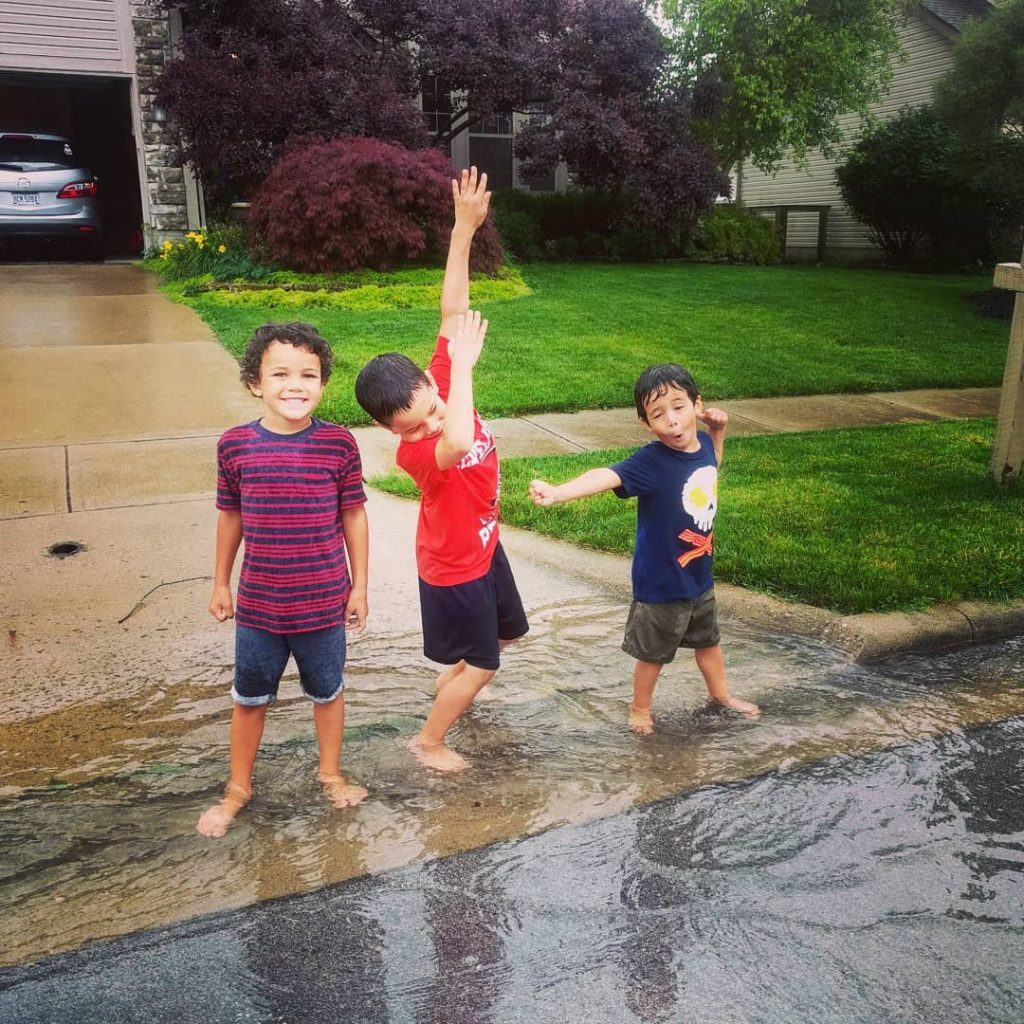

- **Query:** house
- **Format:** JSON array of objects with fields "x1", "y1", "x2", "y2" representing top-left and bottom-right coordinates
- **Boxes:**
[
  {"x1": 735, "y1": 0, "x2": 994, "y2": 262},
  {"x1": 0, "y1": 4, "x2": 562, "y2": 259},
  {"x1": 419, "y1": 75, "x2": 569, "y2": 195},
  {"x1": 0, "y1": 2, "x2": 202, "y2": 256}
]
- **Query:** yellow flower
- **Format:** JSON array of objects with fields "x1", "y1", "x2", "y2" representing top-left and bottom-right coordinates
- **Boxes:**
[{"x1": 217, "y1": 244, "x2": 227, "y2": 254}]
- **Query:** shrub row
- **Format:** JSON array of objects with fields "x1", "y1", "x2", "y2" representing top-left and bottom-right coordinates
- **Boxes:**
[
  {"x1": 689, "y1": 205, "x2": 782, "y2": 264},
  {"x1": 492, "y1": 190, "x2": 780, "y2": 264}
]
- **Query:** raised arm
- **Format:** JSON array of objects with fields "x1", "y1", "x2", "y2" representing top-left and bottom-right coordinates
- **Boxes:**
[
  {"x1": 439, "y1": 167, "x2": 490, "y2": 342},
  {"x1": 434, "y1": 310, "x2": 488, "y2": 471},
  {"x1": 529, "y1": 468, "x2": 623, "y2": 507},
  {"x1": 697, "y1": 406, "x2": 728, "y2": 466}
]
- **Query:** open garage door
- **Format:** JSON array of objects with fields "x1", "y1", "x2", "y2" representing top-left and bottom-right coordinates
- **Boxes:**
[{"x1": 0, "y1": 71, "x2": 143, "y2": 258}]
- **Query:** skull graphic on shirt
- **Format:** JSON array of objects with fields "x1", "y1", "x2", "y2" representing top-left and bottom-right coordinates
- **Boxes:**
[{"x1": 682, "y1": 465, "x2": 718, "y2": 532}]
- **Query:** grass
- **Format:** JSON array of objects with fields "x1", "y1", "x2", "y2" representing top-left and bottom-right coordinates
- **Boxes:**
[
  {"x1": 167, "y1": 262, "x2": 1008, "y2": 427},
  {"x1": 371, "y1": 419, "x2": 1024, "y2": 614}
]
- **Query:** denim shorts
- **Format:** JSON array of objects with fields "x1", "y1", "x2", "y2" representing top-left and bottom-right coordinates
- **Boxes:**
[
  {"x1": 621, "y1": 587, "x2": 720, "y2": 665},
  {"x1": 418, "y1": 543, "x2": 529, "y2": 670},
  {"x1": 232, "y1": 623, "x2": 346, "y2": 706}
]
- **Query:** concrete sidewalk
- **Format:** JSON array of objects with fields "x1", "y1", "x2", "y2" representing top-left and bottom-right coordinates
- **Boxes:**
[{"x1": 354, "y1": 385, "x2": 1002, "y2": 478}]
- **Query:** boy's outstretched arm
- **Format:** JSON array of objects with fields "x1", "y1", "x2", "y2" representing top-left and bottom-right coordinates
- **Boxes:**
[
  {"x1": 439, "y1": 167, "x2": 490, "y2": 342},
  {"x1": 529, "y1": 468, "x2": 622, "y2": 507},
  {"x1": 435, "y1": 310, "x2": 488, "y2": 471}
]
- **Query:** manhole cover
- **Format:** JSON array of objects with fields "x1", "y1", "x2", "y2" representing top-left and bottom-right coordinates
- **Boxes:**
[{"x1": 47, "y1": 541, "x2": 85, "y2": 559}]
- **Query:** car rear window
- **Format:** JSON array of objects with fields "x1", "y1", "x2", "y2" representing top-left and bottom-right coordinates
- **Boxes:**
[{"x1": 0, "y1": 136, "x2": 77, "y2": 168}]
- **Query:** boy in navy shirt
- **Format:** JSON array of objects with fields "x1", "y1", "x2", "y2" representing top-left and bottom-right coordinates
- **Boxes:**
[{"x1": 530, "y1": 363, "x2": 759, "y2": 733}]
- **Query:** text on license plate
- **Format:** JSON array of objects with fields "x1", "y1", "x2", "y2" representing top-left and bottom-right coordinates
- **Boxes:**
[{"x1": 13, "y1": 193, "x2": 39, "y2": 206}]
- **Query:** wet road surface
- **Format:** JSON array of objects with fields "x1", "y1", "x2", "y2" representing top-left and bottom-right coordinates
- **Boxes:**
[
  {"x1": 1, "y1": 623, "x2": 1023, "y2": 1023},
  {"x1": 1, "y1": 705, "x2": 1022, "y2": 1023}
]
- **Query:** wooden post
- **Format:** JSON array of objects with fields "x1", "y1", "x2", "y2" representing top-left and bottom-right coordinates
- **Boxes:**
[
  {"x1": 776, "y1": 207, "x2": 789, "y2": 255},
  {"x1": 991, "y1": 256, "x2": 1024, "y2": 485},
  {"x1": 816, "y1": 206, "x2": 829, "y2": 263}
]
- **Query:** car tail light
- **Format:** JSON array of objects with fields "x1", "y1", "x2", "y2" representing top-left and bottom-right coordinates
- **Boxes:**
[{"x1": 56, "y1": 181, "x2": 98, "y2": 199}]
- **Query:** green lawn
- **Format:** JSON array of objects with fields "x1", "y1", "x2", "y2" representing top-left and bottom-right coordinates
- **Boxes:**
[
  {"x1": 372, "y1": 419, "x2": 1024, "y2": 614},
  {"x1": 175, "y1": 262, "x2": 1007, "y2": 427}
]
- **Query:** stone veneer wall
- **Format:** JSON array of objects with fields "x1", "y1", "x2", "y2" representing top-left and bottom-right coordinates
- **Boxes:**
[{"x1": 130, "y1": 2, "x2": 188, "y2": 246}]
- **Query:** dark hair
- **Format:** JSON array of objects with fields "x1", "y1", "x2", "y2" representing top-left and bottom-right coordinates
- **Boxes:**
[
  {"x1": 239, "y1": 322, "x2": 333, "y2": 386},
  {"x1": 354, "y1": 353, "x2": 430, "y2": 425},
  {"x1": 634, "y1": 363, "x2": 700, "y2": 421}
]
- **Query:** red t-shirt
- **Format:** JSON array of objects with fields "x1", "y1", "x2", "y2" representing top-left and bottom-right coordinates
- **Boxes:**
[{"x1": 396, "y1": 335, "x2": 500, "y2": 586}]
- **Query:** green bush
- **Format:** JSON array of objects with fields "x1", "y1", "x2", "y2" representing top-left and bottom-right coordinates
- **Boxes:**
[
  {"x1": 146, "y1": 224, "x2": 268, "y2": 281},
  {"x1": 690, "y1": 205, "x2": 782, "y2": 264},
  {"x1": 833, "y1": 105, "x2": 1023, "y2": 267},
  {"x1": 491, "y1": 188, "x2": 689, "y2": 261},
  {"x1": 493, "y1": 207, "x2": 542, "y2": 261}
]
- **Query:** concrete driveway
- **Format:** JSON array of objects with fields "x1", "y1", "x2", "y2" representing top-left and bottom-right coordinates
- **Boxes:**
[{"x1": 0, "y1": 264, "x2": 259, "y2": 725}]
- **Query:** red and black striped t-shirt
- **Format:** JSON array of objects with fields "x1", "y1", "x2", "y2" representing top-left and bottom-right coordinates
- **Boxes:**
[{"x1": 216, "y1": 419, "x2": 366, "y2": 633}]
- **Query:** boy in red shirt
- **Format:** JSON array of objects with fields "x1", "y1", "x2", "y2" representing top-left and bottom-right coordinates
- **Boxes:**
[{"x1": 355, "y1": 168, "x2": 528, "y2": 772}]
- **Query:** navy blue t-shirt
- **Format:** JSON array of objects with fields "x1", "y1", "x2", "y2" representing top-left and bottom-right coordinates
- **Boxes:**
[{"x1": 611, "y1": 433, "x2": 719, "y2": 603}]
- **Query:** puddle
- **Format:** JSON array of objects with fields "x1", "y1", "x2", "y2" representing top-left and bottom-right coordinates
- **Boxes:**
[{"x1": 1, "y1": 600, "x2": 1024, "y2": 970}]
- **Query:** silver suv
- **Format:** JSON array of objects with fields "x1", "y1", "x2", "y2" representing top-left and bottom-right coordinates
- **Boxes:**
[{"x1": 0, "y1": 131, "x2": 103, "y2": 256}]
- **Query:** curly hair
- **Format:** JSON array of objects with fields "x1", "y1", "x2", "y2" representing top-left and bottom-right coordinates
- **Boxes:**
[{"x1": 239, "y1": 322, "x2": 334, "y2": 386}]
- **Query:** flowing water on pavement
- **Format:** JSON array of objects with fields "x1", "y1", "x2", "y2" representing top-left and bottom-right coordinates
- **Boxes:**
[{"x1": 1, "y1": 597, "x2": 1023, "y2": 1019}]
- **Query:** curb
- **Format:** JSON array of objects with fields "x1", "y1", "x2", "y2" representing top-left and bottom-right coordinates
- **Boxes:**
[{"x1": 715, "y1": 583, "x2": 1024, "y2": 663}]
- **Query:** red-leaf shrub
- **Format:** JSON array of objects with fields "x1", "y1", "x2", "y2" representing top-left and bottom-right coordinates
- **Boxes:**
[{"x1": 249, "y1": 137, "x2": 503, "y2": 274}]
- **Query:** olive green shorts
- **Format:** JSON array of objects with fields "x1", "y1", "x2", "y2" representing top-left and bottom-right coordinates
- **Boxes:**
[{"x1": 621, "y1": 587, "x2": 720, "y2": 664}]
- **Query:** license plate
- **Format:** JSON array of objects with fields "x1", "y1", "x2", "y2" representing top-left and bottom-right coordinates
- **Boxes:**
[{"x1": 13, "y1": 193, "x2": 39, "y2": 206}]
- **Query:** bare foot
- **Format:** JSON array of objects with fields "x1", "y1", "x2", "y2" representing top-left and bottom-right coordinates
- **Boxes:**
[
  {"x1": 628, "y1": 704, "x2": 654, "y2": 735},
  {"x1": 196, "y1": 781, "x2": 251, "y2": 838},
  {"x1": 318, "y1": 773, "x2": 368, "y2": 809},
  {"x1": 408, "y1": 735, "x2": 470, "y2": 773},
  {"x1": 711, "y1": 696, "x2": 761, "y2": 719}
]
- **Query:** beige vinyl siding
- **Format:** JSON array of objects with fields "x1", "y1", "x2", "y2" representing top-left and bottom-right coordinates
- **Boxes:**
[
  {"x1": 0, "y1": 0, "x2": 133, "y2": 75},
  {"x1": 739, "y1": 8, "x2": 957, "y2": 258}
]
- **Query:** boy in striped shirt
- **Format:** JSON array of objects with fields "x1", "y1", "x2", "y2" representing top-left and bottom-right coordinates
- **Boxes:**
[{"x1": 197, "y1": 321, "x2": 369, "y2": 837}]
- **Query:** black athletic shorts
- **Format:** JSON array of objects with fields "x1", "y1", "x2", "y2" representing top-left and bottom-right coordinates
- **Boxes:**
[{"x1": 418, "y1": 543, "x2": 529, "y2": 670}]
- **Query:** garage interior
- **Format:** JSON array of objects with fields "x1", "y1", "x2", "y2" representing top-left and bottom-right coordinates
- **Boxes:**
[{"x1": 1, "y1": 70, "x2": 144, "y2": 259}]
